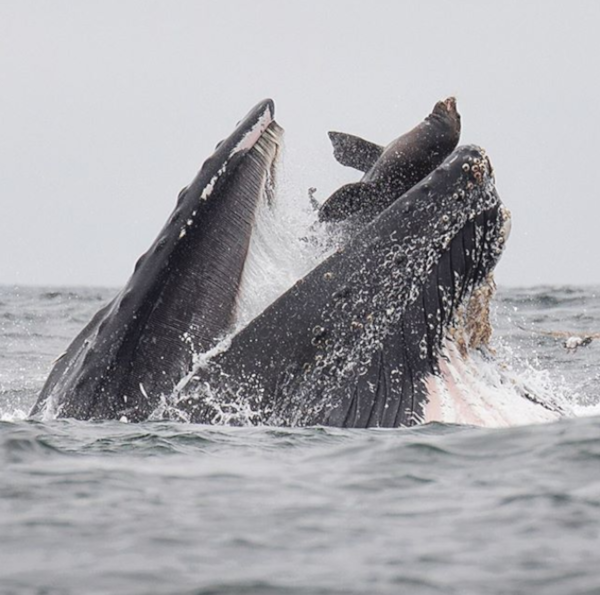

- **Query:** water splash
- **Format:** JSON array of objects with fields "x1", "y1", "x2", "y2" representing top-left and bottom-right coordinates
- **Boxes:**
[
  {"x1": 234, "y1": 147, "x2": 335, "y2": 329},
  {"x1": 0, "y1": 407, "x2": 28, "y2": 423},
  {"x1": 423, "y1": 339, "x2": 572, "y2": 427}
]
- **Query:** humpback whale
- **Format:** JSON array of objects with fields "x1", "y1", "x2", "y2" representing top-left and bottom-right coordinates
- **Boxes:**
[
  {"x1": 319, "y1": 97, "x2": 461, "y2": 223},
  {"x1": 31, "y1": 99, "x2": 511, "y2": 427}
]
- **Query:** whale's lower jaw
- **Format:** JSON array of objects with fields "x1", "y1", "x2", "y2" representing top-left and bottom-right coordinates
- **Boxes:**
[{"x1": 30, "y1": 100, "x2": 283, "y2": 422}]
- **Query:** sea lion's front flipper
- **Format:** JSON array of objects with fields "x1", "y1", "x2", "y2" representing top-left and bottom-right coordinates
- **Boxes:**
[
  {"x1": 318, "y1": 182, "x2": 374, "y2": 222},
  {"x1": 328, "y1": 132, "x2": 383, "y2": 173}
]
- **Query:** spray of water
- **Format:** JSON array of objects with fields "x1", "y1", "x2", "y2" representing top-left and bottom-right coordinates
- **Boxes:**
[
  {"x1": 234, "y1": 145, "x2": 335, "y2": 329},
  {"x1": 423, "y1": 338, "x2": 573, "y2": 427}
]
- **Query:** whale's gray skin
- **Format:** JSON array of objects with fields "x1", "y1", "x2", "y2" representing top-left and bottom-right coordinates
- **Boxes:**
[
  {"x1": 319, "y1": 97, "x2": 461, "y2": 224},
  {"x1": 177, "y1": 145, "x2": 509, "y2": 427},
  {"x1": 30, "y1": 99, "x2": 283, "y2": 421}
]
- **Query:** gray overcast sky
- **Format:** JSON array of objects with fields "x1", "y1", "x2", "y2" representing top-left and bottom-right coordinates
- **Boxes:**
[{"x1": 1, "y1": 0, "x2": 599, "y2": 288}]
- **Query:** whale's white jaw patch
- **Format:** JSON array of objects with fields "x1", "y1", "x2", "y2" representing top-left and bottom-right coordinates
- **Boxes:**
[
  {"x1": 199, "y1": 103, "x2": 275, "y2": 203},
  {"x1": 232, "y1": 105, "x2": 274, "y2": 156}
]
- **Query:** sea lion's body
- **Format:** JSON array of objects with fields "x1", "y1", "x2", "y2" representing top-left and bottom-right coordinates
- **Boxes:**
[{"x1": 319, "y1": 97, "x2": 461, "y2": 223}]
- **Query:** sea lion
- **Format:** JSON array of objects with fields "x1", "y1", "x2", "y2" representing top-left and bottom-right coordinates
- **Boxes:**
[{"x1": 319, "y1": 97, "x2": 461, "y2": 223}]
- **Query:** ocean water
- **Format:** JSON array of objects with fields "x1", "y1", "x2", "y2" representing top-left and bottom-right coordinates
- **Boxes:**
[{"x1": 1, "y1": 285, "x2": 600, "y2": 594}]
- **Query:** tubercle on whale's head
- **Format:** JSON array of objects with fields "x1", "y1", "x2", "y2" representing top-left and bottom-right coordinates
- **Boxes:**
[{"x1": 458, "y1": 146, "x2": 494, "y2": 185}]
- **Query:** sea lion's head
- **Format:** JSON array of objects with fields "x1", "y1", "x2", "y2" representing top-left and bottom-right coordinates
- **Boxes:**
[
  {"x1": 433, "y1": 96, "x2": 459, "y2": 116},
  {"x1": 429, "y1": 96, "x2": 461, "y2": 139},
  {"x1": 432, "y1": 95, "x2": 460, "y2": 119}
]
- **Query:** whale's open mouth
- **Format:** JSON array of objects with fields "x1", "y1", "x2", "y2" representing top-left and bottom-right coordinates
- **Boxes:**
[{"x1": 175, "y1": 145, "x2": 511, "y2": 428}]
